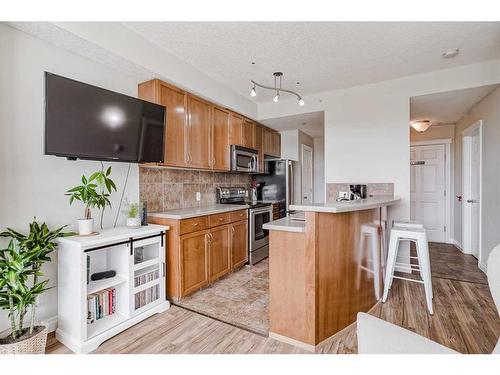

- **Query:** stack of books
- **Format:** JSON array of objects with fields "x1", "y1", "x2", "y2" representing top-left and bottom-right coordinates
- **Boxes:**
[
  {"x1": 135, "y1": 284, "x2": 159, "y2": 310},
  {"x1": 134, "y1": 268, "x2": 159, "y2": 287},
  {"x1": 87, "y1": 288, "x2": 116, "y2": 324}
]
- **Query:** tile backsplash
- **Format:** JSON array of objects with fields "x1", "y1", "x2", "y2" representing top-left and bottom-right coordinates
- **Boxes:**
[
  {"x1": 139, "y1": 167, "x2": 252, "y2": 212},
  {"x1": 326, "y1": 183, "x2": 394, "y2": 203}
]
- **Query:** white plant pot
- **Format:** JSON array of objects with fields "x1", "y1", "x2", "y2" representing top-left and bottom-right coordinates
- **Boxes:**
[
  {"x1": 126, "y1": 217, "x2": 141, "y2": 228},
  {"x1": 78, "y1": 218, "x2": 94, "y2": 235}
]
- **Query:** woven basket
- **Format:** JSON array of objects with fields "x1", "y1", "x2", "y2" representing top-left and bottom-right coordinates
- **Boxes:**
[{"x1": 0, "y1": 325, "x2": 48, "y2": 354}]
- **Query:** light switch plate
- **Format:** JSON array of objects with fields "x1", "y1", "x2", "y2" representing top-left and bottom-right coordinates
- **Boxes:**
[{"x1": 196, "y1": 192, "x2": 201, "y2": 201}]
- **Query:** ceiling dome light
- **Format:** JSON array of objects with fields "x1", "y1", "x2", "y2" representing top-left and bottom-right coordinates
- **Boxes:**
[
  {"x1": 273, "y1": 92, "x2": 280, "y2": 102},
  {"x1": 410, "y1": 120, "x2": 432, "y2": 132},
  {"x1": 250, "y1": 86, "x2": 257, "y2": 97},
  {"x1": 298, "y1": 98, "x2": 305, "y2": 106},
  {"x1": 442, "y1": 48, "x2": 459, "y2": 59}
]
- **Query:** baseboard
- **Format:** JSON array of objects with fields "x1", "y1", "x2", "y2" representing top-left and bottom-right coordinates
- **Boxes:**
[
  {"x1": 478, "y1": 262, "x2": 488, "y2": 273},
  {"x1": 452, "y1": 239, "x2": 463, "y2": 252},
  {"x1": 41, "y1": 316, "x2": 58, "y2": 333},
  {"x1": 268, "y1": 331, "x2": 315, "y2": 352}
]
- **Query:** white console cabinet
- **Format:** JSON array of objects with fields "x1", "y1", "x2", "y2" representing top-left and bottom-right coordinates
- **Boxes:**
[{"x1": 56, "y1": 225, "x2": 170, "y2": 353}]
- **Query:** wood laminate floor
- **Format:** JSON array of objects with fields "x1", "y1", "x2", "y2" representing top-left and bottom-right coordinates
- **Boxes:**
[{"x1": 46, "y1": 243, "x2": 499, "y2": 354}]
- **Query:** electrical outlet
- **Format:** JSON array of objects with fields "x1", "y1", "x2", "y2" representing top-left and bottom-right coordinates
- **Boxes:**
[
  {"x1": 338, "y1": 191, "x2": 349, "y2": 199},
  {"x1": 196, "y1": 192, "x2": 201, "y2": 201}
]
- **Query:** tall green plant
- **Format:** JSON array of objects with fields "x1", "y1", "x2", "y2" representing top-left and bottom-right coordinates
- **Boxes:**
[
  {"x1": 0, "y1": 220, "x2": 72, "y2": 339},
  {"x1": 66, "y1": 166, "x2": 117, "y2": 229}
]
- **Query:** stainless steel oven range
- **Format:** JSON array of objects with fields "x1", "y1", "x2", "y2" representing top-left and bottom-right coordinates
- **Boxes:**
[{"x1": 217, "y1": 186, "x2": 272, "y2": 265}]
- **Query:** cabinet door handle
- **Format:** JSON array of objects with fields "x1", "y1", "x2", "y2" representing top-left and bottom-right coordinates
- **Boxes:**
[{"x1": 162, "y1": 262, "x2": 166, "y2": 277}]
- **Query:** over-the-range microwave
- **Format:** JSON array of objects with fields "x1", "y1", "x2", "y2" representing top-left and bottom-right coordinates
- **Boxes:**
[{"x1": 230, "y1": 145, "x2": 259, "y2": 173}]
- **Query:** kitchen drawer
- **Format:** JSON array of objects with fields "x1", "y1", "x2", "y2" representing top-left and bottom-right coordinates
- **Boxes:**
[
  {"x1": 230, "y1": 209, "x2": 248, "y2": 222},
  {"x1": 180, "y1": 216, "x2": 209, "y2": 235},
  {"x1": 272, "y1": 203, "x2": 280, "y2": 212},
  {"x1": 273, "y1": 212, "x2": 280, "y2": 220},
  {"x1": 209, "y1": 212, "x2": 232, "y2": 228}
]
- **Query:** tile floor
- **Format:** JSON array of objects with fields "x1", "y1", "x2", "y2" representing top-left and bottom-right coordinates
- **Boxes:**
[{"x1": 175, "y1": 259, "x2": 269, "y2": 336}]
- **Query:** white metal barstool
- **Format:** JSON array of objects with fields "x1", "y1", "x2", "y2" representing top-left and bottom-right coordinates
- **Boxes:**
[
  {"x1": 382, "y1": 225, "x2": 434, "y2": 314},
  {"x1": 357, "y1": 223, "x2": 382, "y2": 300},
  {"x1": 390, "y1": 220, "x2": 432, "y2": 299}
]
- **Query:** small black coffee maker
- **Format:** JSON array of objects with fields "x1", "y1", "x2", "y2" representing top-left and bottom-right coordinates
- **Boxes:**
[{"x1": 349, "y1": 184, "x2": 367, "y2": 199}]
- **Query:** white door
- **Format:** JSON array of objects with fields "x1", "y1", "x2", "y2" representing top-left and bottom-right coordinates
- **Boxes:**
[
  {"x1": 462, "y1": 123, "x2": 481, "y2": 259},
  {"x1": 301, "y1": 144, "x2": 313, "y2": 204},
  {"x1": 410, "y1": 144, "x2": 446, "y2": 242}
]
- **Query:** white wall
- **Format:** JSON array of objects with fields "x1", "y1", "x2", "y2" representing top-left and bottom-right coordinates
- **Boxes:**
[
  {"x1": 410, "y1": 124, "x2": 455, "y2": 142},
  {"x1": 258, "y1": 60, "x2": 500, "y2": 228},
  {"x1": 279, "y1": 130, "x2": 300, "y2": 161},
  {"x1": 313, "y1": 137, "x2": 325, "y2": 203},
  {"x1": 0, "y1": 24, "x2": 141, "y2": 331},
  {"x1": 454, "y1": 86, "x2": 500, "y2": 268},
  {"x1": 50, "y1": 22, "x2": 257, "y2": 118}
]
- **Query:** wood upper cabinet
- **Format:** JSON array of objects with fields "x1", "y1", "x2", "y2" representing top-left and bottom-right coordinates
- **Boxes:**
[
  {"x1": 208, "y1": 224, "x2": 231, "y2": 282},
  {"x1": 255, "y1": 124, "x2": 264, "y2": 172},
  {"x1": 138, "y1": 80, "x2": 187, "y2": 167},
  {"x1": 229, "y1": 112, "x2": 244, "y2": 147},
  {"x1": 180, "y1": 229, "x2": 210, "y2": 296},
  {"x1": 139, "y1": 79, "x2": 270, "y2": 170},
  {"x1": 187, "y1": 95, "x2": 212, "y2": 169},
  {"x1": 212, "y1": 106, "x2": 231, "y2": 171},
  {"x1": 264, "y1": 128, "x2": 281, "y2": 158},
  {"x1": 231, "y1": 220, "x2": 248, "y2": 270},
  {"x1": 242, "y1": 119, "x2": 256, "y2": 149}
]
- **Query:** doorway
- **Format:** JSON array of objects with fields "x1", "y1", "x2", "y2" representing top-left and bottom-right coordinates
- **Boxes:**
[
  {"x1": 462, "y1": 120, "x2": 482, "y2": 263},
  {"x1": 301, "y1": 144, "x2": 313, "y2": 204},
  {"x1": 410, "y1": 143, "x2": 449, "y2": 242}
]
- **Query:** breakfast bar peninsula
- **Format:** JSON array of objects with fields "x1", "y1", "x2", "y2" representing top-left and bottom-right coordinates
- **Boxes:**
[{"x1": 263, "y1": 196, "x2": 400, "y2": 351}]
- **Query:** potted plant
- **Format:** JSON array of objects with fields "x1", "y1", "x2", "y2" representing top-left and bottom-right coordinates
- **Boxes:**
[
  {"x1": 66, "y1": 166, "x2": 116, "y2": 235},
  {"x1": 123, "y1": 201, "x2": 141, "y2": 228},
  {"x1": 0, "y1": 220, "x2": 72, "y2": 354}
]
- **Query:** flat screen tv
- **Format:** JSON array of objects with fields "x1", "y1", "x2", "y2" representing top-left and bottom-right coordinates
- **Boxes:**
[{"x1": 45, "y1": 72, "x2": 165, "y2": 163}]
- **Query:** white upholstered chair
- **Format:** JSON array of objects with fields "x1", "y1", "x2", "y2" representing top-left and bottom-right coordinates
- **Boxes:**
[{"x1": 357, "y1": 243, "x2": 500, "y2": 354}]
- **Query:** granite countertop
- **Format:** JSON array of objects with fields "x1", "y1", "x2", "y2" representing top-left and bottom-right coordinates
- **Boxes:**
[
  {"x1": 289, "y1": 195, "x2": 401, "y2": 214},
  {"x1": 148, "y1": 204, "x2": 249, "y2": 220},
  {"x1": 263, "y1": 216, "x2": 306, "y2": 233}
]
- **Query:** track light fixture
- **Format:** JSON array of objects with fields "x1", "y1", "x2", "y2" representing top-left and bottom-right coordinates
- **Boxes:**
[
  {"x1": 250, "y1": 85, "x2": 257, "y2": 97},
  {"x1": 250, "y1": 72, "x2": 304, "y2": 106}
]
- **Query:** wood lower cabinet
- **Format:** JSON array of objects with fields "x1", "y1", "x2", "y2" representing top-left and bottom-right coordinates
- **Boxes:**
[
  {"x1": 149, "y1": 209, "x2": 249, "y2": 300},
  {"x1": 209, "y1": 224, "x2": 231, "y2": 281},
  {"x1": 231, "y1": 220, "x2": 248, "y2": 269},
  {"x1": 180, "y1": 229, "x2": 210, "y2": 296},
  {"x1": 187, "y1": 95, "x2": 211, "y2": 169}
]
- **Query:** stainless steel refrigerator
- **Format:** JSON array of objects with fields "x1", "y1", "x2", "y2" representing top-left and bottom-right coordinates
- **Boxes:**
[{"x1": 252, "y1": 159, "x2": 297, "y2": 218}]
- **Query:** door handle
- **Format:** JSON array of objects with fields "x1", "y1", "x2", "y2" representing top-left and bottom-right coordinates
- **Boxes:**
[{"x1": 466, "y1": 199, "x2": 478, "y2": 203}]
